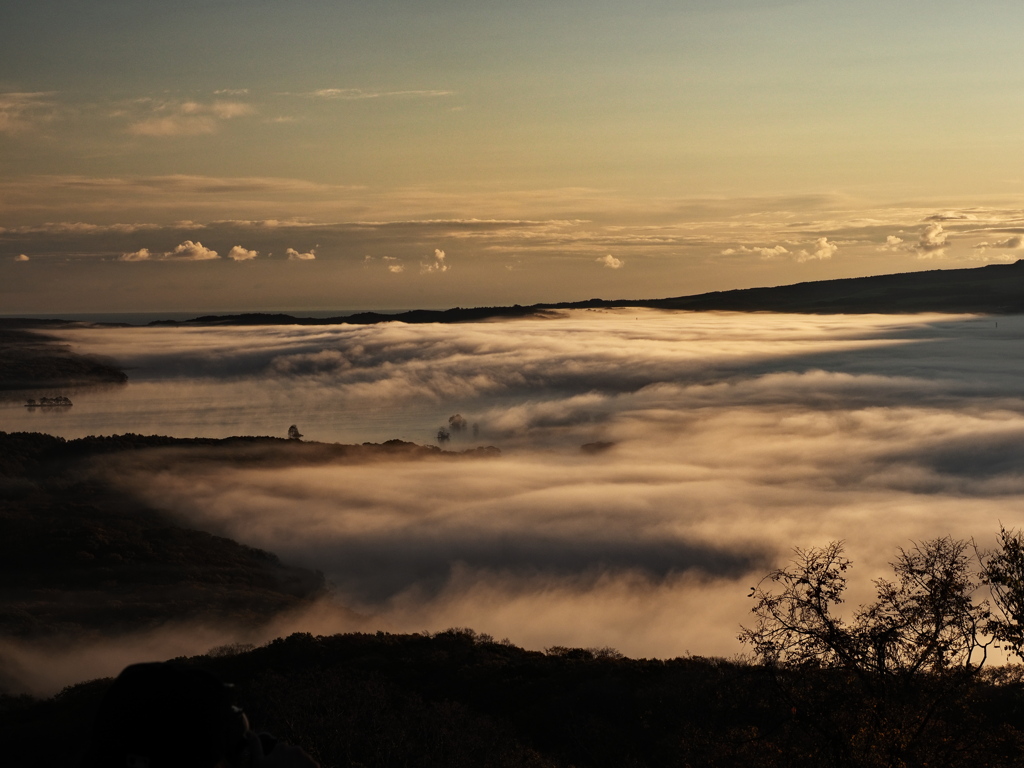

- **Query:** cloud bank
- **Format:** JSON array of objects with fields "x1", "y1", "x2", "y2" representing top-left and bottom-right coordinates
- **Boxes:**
[{"x1": 7, "y1": 310, "x2": 1015, "y2": 686}]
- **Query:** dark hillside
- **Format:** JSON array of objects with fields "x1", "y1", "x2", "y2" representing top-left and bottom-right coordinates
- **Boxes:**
[
  {"x1": 0, "y1": 432, "x2": 328, "y2": 639},
  {"x1": 644, "y1": 260, "x2": 1024, "y2": 313},
  {"x1": 0, "y1": 324, "x2": 128, "y2": 390},
  {"x1": 0, "y1": 432, "x2": 499, "y2": 641},
  {"x1": 3, "y1": 630, "x2": 1023, "y2": 768}
]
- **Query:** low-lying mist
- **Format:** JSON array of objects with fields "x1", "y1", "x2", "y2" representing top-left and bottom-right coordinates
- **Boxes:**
[{"x1": 7, "y1": 309, "x2": 1024, "y2": 694}]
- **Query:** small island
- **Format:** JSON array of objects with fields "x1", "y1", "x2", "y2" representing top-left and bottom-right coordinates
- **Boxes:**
[{"x1": 25, "y1": 396, "x2": 73, "y2": 408}]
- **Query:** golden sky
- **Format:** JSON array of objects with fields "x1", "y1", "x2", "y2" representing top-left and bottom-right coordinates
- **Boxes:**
[{"x1": 4, "y1": 0, "x2": 1024, "y2": 313}]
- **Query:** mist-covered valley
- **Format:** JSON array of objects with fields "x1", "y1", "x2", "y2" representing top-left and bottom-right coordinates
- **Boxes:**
[{"x1": 5, "y1": 308, "x2": 1024, "y2": 694}]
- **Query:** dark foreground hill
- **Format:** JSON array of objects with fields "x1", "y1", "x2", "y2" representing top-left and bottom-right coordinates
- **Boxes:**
[
  {"x1": 4, "y1": 630, "x2": 1024, "y2": 768},
  {"x1": 146, "y1": 260, "x2": 1024, "y2": 327}
]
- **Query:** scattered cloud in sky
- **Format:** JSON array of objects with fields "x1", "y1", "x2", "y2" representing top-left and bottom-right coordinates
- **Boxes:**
[
  {"x1": 208, "y1": 101, "x2": 253, "y2": 119},
  {"x1": 165, "y1": 240, "x2": 218, "y2": 260},
  {"x1": 597, "y1": 254, "x2": 624, "y2": 269},
  {"x1": 306, "y1": 88, "x2": 454, "y2": 100},
  {"x1": 915, "y1": 223, "x2": 949, "y2": 257},
  {"x1": 126, "y1": 100, "x2": 254, "y2": 137},
  {"x1": 12, "y1": 195, "x2": 1024, "y2": 312},
  {"x1": 129, "y1": 115, "x2": 218, "y2": 137},
  {"x1": 421, "y1": 248, "x2": 450, "y2": 273},
  {"x1": 925, "y1": 211, "x2": 978, "y2": 222},
  {"x1": 227, "y1": 245, "x2": 258, "y2": 261},
  {"x1": 0, "y1": 92, "x2": 57, "y2": 134},
  {"x1": 119, "y1": 241, "x2": 218, "y2": 261},
  {"x1": 877, "y1": 235, "x2": 905, "y2": 252},
  {"x1": 974, "y1": 235, "x2": 1024, "y2": 251},
  {"x1": 286, "y1": 247, "x2": 316, "y2": 260},
  {"x1": 796, "y1": 237, "x2": 838, "y2": 262},
  {"x1": 721, "y1": 245, "x2": 789, "y2": 259},
  {"x1": 119, "y1": 248, "x2": 153, "y2": 262},
  {"x1": 14, "y1": 254, "x2": 29, "y2": 262}
]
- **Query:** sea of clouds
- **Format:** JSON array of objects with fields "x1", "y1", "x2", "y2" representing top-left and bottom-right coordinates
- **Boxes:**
[{"x1": 6, "y1": 309, "x2": 1024, "y2": 692}]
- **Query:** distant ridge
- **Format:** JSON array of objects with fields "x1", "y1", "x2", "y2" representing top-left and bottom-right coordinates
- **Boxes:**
[
  {"x1": 145, "y1": 260, "x2": 1024, "y2": 326},
  {"x1": 641, "y1": 259, "x2": 1024, "y2": 314}
]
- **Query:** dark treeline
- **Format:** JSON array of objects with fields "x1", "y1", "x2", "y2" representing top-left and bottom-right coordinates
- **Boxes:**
[
  {"x1": 0, "y1": 431, "x2": 498, "y2": 477},
  {"x1": 3, "y1": 628, "x2": 1024, "y2": 768}
]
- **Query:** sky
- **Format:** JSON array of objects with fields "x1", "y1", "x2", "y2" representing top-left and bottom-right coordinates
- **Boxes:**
[{"x1": 5, "y1": 1, "x2": 1024, "y2": 313}]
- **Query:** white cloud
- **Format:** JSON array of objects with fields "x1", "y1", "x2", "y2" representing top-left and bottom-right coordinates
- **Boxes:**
[
  {"x1": 973, "y1": 235, "x2": 1024, "y2": 251},
  {"x1": 421, "y1": 248, "x2": 450, "y2": 273},
  {"x1": 286, "y1": 247, "x2": 316, "y2": 261},
  {"x1": 877, "y1": 235, "x2": 905, "y2": 252},
  {"x1": 119, "y1": 248, "x2": 152, "y2": 262},
  {"x1": 119, "y1": 241, "x2": 218, "y2": 261},
  {"x1": 597, "y1": 254, "x2": 624, "y2": 269},
  {"x1": 915, "y1": 223, "x2": 949, "y2": 258},
  {"x1": 227, "y1": 245, "x2": 258, "y2": 261},
  {"x1": 14, "y1": 254, "x2": 29, "y2": 262},
  {"x1": 388, "y1": 264, "x2": 405, "y2": 273},
  {"x1": 165, "y1": 240, "x2": 219, "y2": 260},
  {"x1": 721, "y1": 245, "x2": 789, "y2": 259},
  {"x1": 720, "y1": 239, "x2": 837, "y2": 262},
  {"x1": 796, "y1": 237, "x2": 838, "y2": 262}
]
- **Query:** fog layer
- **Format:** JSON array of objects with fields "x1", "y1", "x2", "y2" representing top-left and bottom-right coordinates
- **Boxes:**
[{"x1": 6, "y1": 310, "x2": 1024, "y2": 690}]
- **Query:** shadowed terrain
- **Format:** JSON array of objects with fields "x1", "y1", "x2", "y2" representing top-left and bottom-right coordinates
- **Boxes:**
[
  {"x1": 0, "y1": 432, "x2": 331, "y2": 642},
  {"x1": 0, "y1": 431, "x2": 502, "y2": 643},
  {"x1": 0, "y1": 321, "x2": 128, "y2": 390},
  {"x1": 4, "y1": 630, "x2": 1024, "y2": 768}
]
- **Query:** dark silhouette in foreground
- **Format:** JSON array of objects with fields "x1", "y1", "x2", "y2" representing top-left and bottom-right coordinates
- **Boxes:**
[
  {"x1": 3, "y1": 628, "x2": 1024, "y2": 768},
  {"x1": 82, "y1": 662, "x2": 317, "y2": 768},
  {"x1": 739, "y1": 533, "x2": 1024, "y2": 767}
]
